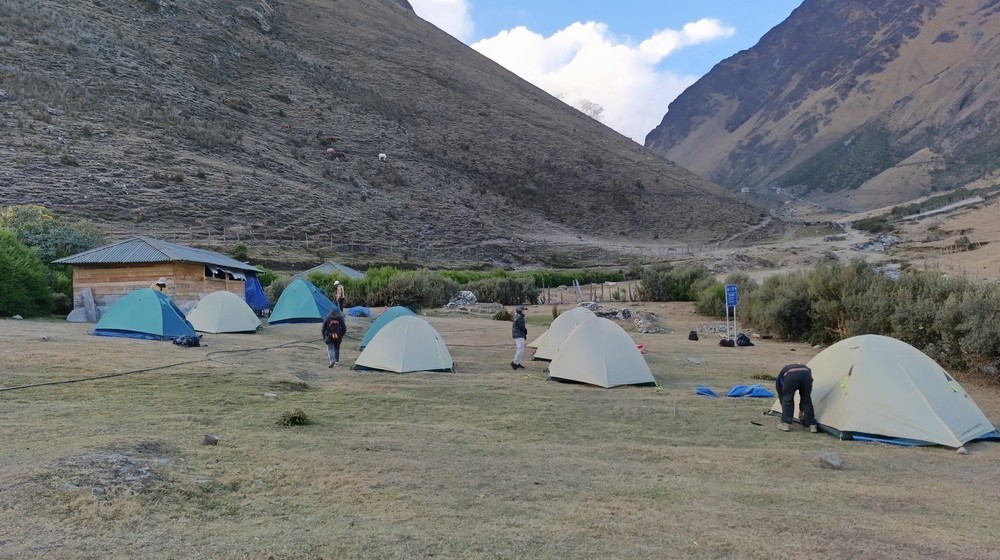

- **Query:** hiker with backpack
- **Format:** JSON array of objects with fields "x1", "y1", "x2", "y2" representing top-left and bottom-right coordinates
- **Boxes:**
[
  {"x1": 322, "y1": 307, "x2": 347, "y2": 367},
  {"x1": 775, "y1": 363, "x2": 818, "y2": 433}
]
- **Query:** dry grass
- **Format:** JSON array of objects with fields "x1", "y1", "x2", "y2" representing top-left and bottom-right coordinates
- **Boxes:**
[{"x1": 2, "y1": 304, "x2": 999, "y2": 559}]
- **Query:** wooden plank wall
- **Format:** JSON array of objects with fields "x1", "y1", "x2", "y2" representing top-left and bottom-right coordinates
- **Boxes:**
[{"x1": 73, "y1": 263, "x2": 246, "y2": 309}]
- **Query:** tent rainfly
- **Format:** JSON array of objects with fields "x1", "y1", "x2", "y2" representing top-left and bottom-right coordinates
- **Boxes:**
[
  {"x1": 92, "y1": 288, "x2": 197, "y2": 340},
  {"x1": 769, "y1": 334, "x2": 998, "y2": 447},
  {"x1": 531, "y1": 306, "x2": 597, "y2": 360},
  {"x1": 187, "y1": 291, "x2": 262, "y2": 333},
  {"x1": 547, "y1": 318, "x2": 655, "y2": 388},
  {"x1": 359, "y1": 306, "x2": 416, "y2": 350},
  {"x1": 354, "y1": 315, "x2": 454, "y2": 373},
  {"x1": 268, "y1": 279, "x2": 335, "y2": 325}
]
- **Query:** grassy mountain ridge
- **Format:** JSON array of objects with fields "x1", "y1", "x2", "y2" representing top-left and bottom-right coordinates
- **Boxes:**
[{"x1": 0, "y1": 0, "x2": 766, "y2": 268}]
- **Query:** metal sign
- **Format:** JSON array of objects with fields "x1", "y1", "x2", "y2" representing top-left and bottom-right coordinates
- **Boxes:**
[{"x1": 725, "y1": 284, "x2": 738, "y2": 308}]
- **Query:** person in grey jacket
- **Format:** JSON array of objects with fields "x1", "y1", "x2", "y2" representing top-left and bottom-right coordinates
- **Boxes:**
[{"x1": 511, "y1": 305, "x2": 527, "y2": 370}]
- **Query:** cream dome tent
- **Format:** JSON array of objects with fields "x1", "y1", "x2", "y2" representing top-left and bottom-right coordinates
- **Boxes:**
[
  {"x1": 532, "y1": 306, "x2": 597, "y2": 360},
  {"x1": 187, "y1": 291, "x2": 262, "y2": 333},
  {"x1": 354, "y1": 315, "x2": 454, "y2": 373},
  {"x1": 769, "y1": 334, "x2": 997, "y2": 447},
  {"x1": 548, "y1": 318, "x2": 655, "y2": 388}
]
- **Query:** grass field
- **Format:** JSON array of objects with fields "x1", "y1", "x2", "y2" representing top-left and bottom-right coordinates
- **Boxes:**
[{"x1": 2, "y1": 303, "x2": 999, "y2": 559}]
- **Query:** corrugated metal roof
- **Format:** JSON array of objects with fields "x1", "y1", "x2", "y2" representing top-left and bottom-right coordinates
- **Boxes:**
[
  {"x1": 292, "y1": 261, "x2": 365, "y2": 281},
  {"x1": 52, "y1": 236, "x2": 261, "y2": 272}
]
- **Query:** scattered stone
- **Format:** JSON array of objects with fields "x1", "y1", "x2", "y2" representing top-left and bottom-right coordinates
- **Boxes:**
[
  {"x1": 12, "y1": 314, "x2": 22, "y2": 320},
  {"x1": 819, "y1": 452, "x2": 844, "y2": 470},
  {"x1": 615, "y1": 308, "x2": 631, "y2": 320},
  {"x1": 202, "y1": 434, "x2": 219, "y2": 446},
  {"x1": 686, "y1": 357, "x2": 701, "y2": 365},
  {"x1": 92, "y1": 486, "x2": 106, "y2": 496},
  {"x1": 578, "y1": 302, "x2": 598, "y2": 312},
  {"x1": 956, "y1": 446, "x2": 968, "y2": 455},
  {"x1": 263, "y1": 392, "x2": 279, "y2": 400},
  {"x1": 39, "y1": 335, "x2": 52, "y2": 341},
  {"x1": 446, "y1": 290, "x2": 477, "y2": 307}
]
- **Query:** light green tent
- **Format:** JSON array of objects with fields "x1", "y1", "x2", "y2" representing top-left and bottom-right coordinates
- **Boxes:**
[
  {"x1": 268, "y1": 279, "x2": 335, "y2": 324},
  {"x1": 531, "y1": 306, "x2": 596, "y2": 360},
  {"x1": 92, "y1": 288, "x2": 196, "y2": 341},
  {"x1": 187, "y1": 291, "x2": 262, "y2": 333},
  {"x1": 769, "y1": 334, "x2": 996, "y2": 447},
  {"x1": 547, "y1": 318, "x2": 655, "y2": 388},
  {"x1": 359, "y1": 306, "x2": 415, "y2": 350},
  {"x1": 354, "y1": 315, "x2": 454, "y2": 373}
]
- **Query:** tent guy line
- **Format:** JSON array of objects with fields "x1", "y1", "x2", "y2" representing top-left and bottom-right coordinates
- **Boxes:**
[{"x1": 0, "y1": 340, "x2": 320, "y2": 393}]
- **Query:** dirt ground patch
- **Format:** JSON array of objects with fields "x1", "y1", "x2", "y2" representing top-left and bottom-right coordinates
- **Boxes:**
[{"x1": 2, "y1": 304, "x2": 999, "y2": 559}]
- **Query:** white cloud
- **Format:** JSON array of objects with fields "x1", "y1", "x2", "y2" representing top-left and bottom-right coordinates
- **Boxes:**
[
  {"x1": 472, "y1": 19, "x2": 735, "y2": 143},
  {"x1": 409, "y1": 0, "x2": 474, "y2": 42}
]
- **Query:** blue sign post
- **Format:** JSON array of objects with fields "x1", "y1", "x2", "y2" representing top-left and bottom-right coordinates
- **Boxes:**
[{"x1": 725, "y1": 284, "x2": 738, "y2": 341}]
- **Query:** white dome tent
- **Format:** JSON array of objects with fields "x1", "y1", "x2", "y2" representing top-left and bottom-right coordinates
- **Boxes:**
[
  {"x1": 531, "y1": 306, "x2": 597, "y2": 360},
  {"x1": 353, "y1": 315, "x2": 454, "y2": 373},
  {"x1": 547, "y1": 318, "x2": 655, "y2": 388},
  {"x1": 769, "y1": 334, "x2": 997, "y2": 447}
]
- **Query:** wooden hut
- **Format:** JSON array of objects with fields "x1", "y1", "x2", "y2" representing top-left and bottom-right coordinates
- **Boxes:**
[{"x1": 53, "y1": 236, "x2": 261, "y2": 313}]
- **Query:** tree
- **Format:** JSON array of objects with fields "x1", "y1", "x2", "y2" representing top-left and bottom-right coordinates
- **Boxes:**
[
  {"x1": 0, "y1": 205, "x2": 105, "y2": 263},
  {"x1": 0, "y1": 230, "x2": 54, "y2": 317}
]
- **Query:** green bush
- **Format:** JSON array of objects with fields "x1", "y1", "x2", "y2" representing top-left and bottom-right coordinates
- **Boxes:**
[
  {"x1": 742, "y1": 272, "x2": 813, "y2": 341},
  {"x1": 467, "y1": 276, "x2": 538, "y2": 305},
  {"x1": 0, "y1": 205, "x2": 104, "y2": 263},
  {"x1": 493, "y1": 308, "x2": 512, "y2": 321},
  {"x1": 230, "y1": 242, "x2": 249, "y2": 261},
  {"x1": 636, "y1": 264, "x2": 712, "y2": 302},
  {"x1": 694, "y1": 283, "x2": 726, "y2": 317},
  {"x1": 383, "y1": 270, "x2": 460, "y2": 311},
  {"x1": 0, "y1": 230, "x2": 54, "y2": 317},
  {"x1": 264, "y1": 274, "x2": 292, "y2": 303},
  {"x1": 276, "y1": 408, "x2": 312, "y2": 427}
]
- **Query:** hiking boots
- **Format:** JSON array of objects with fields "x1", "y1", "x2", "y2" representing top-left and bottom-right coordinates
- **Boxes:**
[
  {"x1": 510, "y1": 362, "x2": 518, "y2": 370},
  {"x1": 329, "y1": 362, "x2": 335, "y2": 368},
  {"x1": 809, "y1": 424, "x2": 819, "y2": 433},
  {"x1": 779, "y1": 422, "x2": 791, "y2": 432}
]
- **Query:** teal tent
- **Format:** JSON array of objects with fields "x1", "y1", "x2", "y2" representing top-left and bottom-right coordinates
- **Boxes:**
[
  {"x1": 92, "y1": 288, "x2": 196, "y2": 340},
  {"x1": 359, "y1": 306, "x2": 416, "y2": 350},
  {"x1": 268, "y1": 279, "x2": 335, "y2": 325}
]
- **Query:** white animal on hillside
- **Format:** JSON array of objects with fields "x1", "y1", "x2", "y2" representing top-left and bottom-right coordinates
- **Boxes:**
[{"x1": 378, "y1": 153, "x2": 387, "y2": 161}]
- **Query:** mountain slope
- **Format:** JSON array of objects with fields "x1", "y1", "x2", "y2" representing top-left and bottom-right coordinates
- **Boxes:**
[
  {"x1": 645, "y1": 0, "x2": 1000, "y2": 212},
  {"x1": 0, "y1": 0, "x2": 766, "y2": 267}
]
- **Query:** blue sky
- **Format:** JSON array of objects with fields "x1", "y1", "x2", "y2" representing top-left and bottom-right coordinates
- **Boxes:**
[{"x1": 408, "y1": 0, "x2": 803, "y2": 142}]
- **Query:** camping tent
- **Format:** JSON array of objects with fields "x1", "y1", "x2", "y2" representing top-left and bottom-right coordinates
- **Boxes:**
[
  {"x1": 359, "y1": 306, "x2": 416, "y2": 350},
  {"x1": 187, "y1": 291, "x2": 262, "y2": 333},
  {"x1": 244, "y1": 274, "x2": 271, "y2": 312},
  {"x1": 354, "y1": 315, "x2": 454, "y2": 373},
  {"x1": 547, "y1": 318, "x2": 655, "y2": 388},
  {"x1": 769, "y1": 334, "x2": 997, "y2": 447},
  {"x1": 92, "y1": 288, "x2": 197, "y2": 340},
  {"x1": 531, "y1": 306, "x2": 597, "y2": 360},
  {"x1": 268, "y1": 279, "x2": 335, "y2": 324}
]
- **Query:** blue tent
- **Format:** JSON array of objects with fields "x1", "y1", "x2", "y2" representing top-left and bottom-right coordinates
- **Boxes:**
[
  {"x1": 92, "y1": 288, "x2": 197, "y2": 340},
  {"x1": 244, "y1": 273, "x2": 271, "y2": 312},
  {"x1": 268, "y1": 279, "x2": 335, "y2": 325},
  {"x1": 359, "y1": 306, "x2": 416, "y2": 350}
]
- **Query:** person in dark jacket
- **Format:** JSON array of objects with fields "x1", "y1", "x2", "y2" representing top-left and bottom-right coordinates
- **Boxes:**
[
  {"x1": 321, "y1": 308, "x2": 348, "y2": 367},
  {"x1": 776, "y1": 363, "x2": 818, "y2": 432},
  {"x1": 510, "y1": 305, "x2": 527, "y2": 370}
]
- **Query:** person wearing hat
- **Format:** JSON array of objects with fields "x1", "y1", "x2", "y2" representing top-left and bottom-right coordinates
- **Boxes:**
[
  {"x1": 150, "y1": 277, "x2": 168, "y2": 292},
  {"x1": 510, "y1": 305, "x2": 527, "y2": 370},
  {"x1": 334, "y1": 280, "x2": 346, "y2": 311}
]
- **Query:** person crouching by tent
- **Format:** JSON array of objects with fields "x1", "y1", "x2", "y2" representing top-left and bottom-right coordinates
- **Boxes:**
[
  {"x1": 776, "y1": 363, "x2": 818, "y2": 433},
  {"x1": 511, "y1": 305, "x2": 527, "y2": 370},
  {"x1": 150, "y1": 277, "x2": 168, "y2": 292},
  {"x1": 322, "y1": 307, "x2": 347, "y2": 368}
]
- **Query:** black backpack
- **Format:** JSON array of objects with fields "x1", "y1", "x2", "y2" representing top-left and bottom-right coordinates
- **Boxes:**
[
  {"x1": 688, "y1": 330, "x2": 699, "y2": 341},
  {"x1": 736, "y1": 332, "x2": 754, "y2": 347},
  {"x1": 719, "y1": 338, "x2": 735, "y2": 347}
]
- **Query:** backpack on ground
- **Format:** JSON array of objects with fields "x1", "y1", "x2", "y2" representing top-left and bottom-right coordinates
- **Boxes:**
[
  {"x1": 688, "y1": 330, "x2": 699, "y2": 341},
  {"x1": 719, "y1": 338, "x2": 735, "y2": 347},
  {"x1": 736, "y1": 332, "x2": 754, "y2": 347}
]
